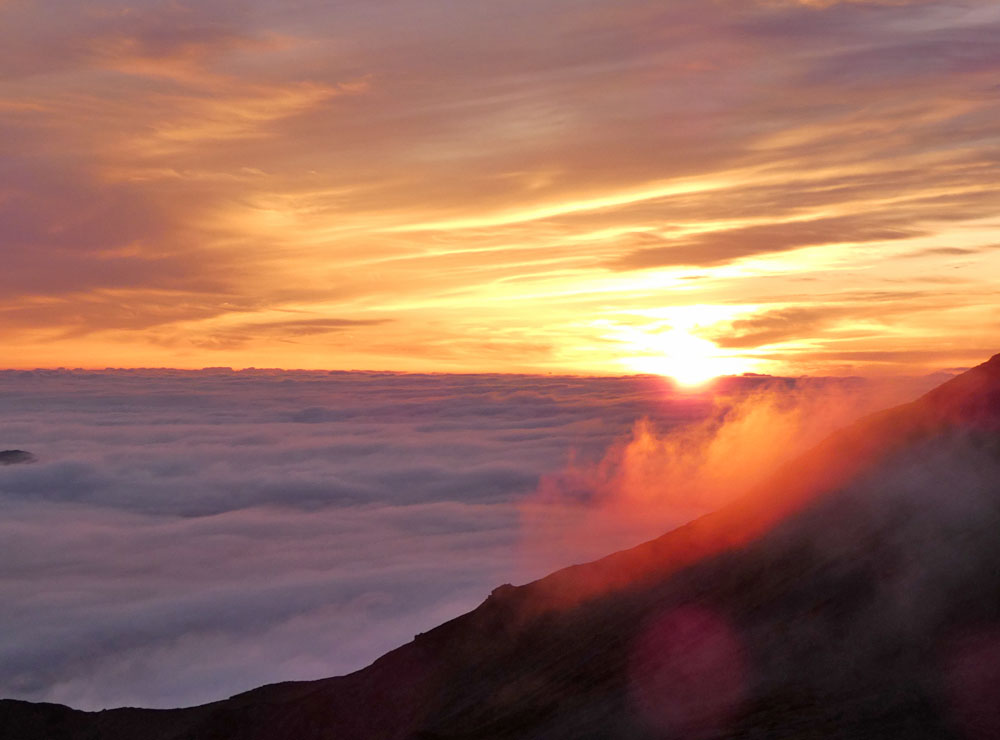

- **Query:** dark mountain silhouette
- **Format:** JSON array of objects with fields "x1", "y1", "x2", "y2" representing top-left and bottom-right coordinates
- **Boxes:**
[
  {"x1": 0, "y1": 449, "x2": 36, "y2": 465},
  {"x1": 4, "y1": 355, "x2": 1000, "y2": 739}
]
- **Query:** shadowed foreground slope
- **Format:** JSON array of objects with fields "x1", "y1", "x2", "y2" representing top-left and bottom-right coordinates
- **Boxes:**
[{"x1": 4, "y1": 355, "x2": 1000, "y2": 739}]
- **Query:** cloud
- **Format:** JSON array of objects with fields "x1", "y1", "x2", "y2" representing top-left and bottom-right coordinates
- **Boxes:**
[
  {"x1": 518, "y1": 373, "x2": 939, "y2": 567},
  {"x1": 221, "y1": 316, "x2": 393, "y2": 337},
  {"x1": 0, "y1": 368, "x2": 726, "y2": 708},
  {"x1": 902, "y1": 245, "x2": 989, "y2": 259},
  {"x1": 611, "y1": 215, "x2": 925, "y2": 270},
  {"x1": 1, "y1": 0, "x2": 999, "y2": 371},
  {"x1": 0, "y1": 365, "x2": 962, "y2": 710},
  {"x1": 755, "y1": 0, "x2": 939, "y2": 10},
  {"x1": 708, "y1": 307, "x2": 846, "y2": 349},
  {"x1": 0, "y1": 0, "x2": 260, "y2": 82},
  {"x1": 704, "y1": 299, "x2": 946, "y2": 349}
]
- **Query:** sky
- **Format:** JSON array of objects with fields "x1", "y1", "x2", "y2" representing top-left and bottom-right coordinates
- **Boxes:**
[
  {"x1": 0, "y1": 368, "x2": 939, "y2": 709},
  {"x1": 1, "y1": 0, "x2": 998, "y2": 376}
]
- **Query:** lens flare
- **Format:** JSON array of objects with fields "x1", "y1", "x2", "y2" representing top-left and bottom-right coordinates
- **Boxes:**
[{"x1": 629, "y1": 606, "x2": 747, "y2": 738}]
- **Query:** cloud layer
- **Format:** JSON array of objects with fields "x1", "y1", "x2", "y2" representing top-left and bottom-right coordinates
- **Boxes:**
[
  {"x1": 0, "y1": 369, "x2": 946, "y2": 709},
  {"x1": 0, "y1": 368, "x2": 702, "y2": 709}
]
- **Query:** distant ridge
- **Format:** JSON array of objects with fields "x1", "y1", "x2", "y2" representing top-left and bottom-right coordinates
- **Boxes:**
[
  {"x1": 0, "y1": 450, "x2": 36, "y2": 465},
  {"x1": 4, "y1": 355, "x2": 1000, "y2": 739}
]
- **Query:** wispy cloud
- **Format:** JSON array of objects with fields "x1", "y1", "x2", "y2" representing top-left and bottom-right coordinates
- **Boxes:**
[{"x1": 1, "y1": 0, "x2": 998, "y2": 372}]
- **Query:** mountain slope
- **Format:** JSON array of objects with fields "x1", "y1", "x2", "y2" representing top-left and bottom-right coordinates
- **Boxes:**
[{"x1": 4, "y1": 355, "x2": 1000, "y2": 739}]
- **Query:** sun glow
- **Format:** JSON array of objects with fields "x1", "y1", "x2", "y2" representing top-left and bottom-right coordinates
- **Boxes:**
[
  {"x1": 609, "y1": 308, "x2": 756, "y2": 386},
  {"x1": 626, "y1": 330, "x2": 747, "y2": 386}
]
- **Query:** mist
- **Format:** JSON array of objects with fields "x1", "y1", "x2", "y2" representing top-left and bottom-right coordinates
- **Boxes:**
[{"x1": 519, "y1": 374, "x2": 939, "y2": 570}]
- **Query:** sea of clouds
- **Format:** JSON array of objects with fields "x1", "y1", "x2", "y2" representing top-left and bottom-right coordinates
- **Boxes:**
[{"x1": 0, "y1": 369, "x2": 942, "y2": 710}]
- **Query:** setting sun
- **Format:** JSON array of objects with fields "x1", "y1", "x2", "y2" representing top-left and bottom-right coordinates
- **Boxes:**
[
  {"x1": 606, "y1": 306, "x2": 756, "y2": 385},
  {"x1": 622, "y1": 329, "x2": 752, "y2": 386}
]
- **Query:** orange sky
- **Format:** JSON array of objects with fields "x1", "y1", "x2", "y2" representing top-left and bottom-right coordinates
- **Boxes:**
[{"x1": 1, "y1": 0, "x2": 998, "y2": 376}]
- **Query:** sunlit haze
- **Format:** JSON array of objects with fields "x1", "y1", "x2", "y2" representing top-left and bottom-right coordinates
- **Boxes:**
[{"x1": 2, "y1": 0, "x2": 998, "y2": 375}]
